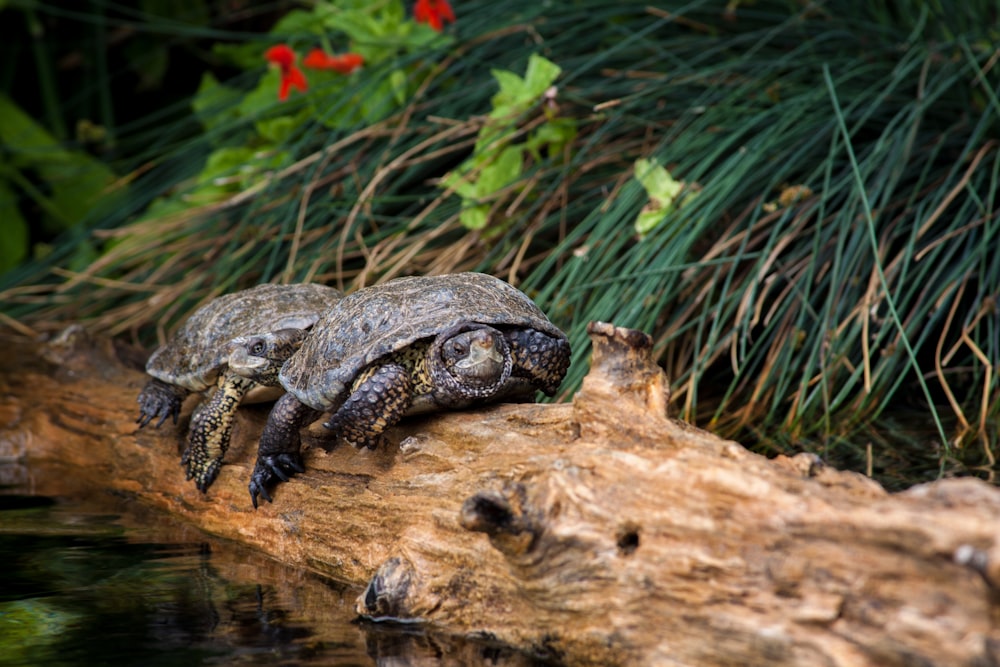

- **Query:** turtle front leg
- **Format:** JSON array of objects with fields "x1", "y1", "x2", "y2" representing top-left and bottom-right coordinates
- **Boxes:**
[
  {"x1": 322, "y1": 363, "x2": 414, "y2": 450},
  {"x1": 182, "y1": 371, "x2": 255, "y2": 493},
  {"x1": 249, "y1": 393, "x2": 321, "y2": 508},
  {"x1": 137, "y1": 378, "x2": 190, "y2": 428},
  {"x1": 505, "y1": 329, "x2": 571, "y2": 396}
]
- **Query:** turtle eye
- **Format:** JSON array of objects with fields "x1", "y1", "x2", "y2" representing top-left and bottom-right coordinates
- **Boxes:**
[
  {"x1": 449, "y1": 340, "x2": 467, "y2": 357},
  {"x1": 250, "y1": 340, "x2": 267, "y2": 355}
]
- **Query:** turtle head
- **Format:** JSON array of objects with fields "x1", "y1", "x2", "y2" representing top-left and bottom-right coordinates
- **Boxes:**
[
  {"x1": 428, "y1": 324, "x2": 512, "y2": 402},
  {"x1": 228, "y1": 328, "x2": 309, "y2": 385}
]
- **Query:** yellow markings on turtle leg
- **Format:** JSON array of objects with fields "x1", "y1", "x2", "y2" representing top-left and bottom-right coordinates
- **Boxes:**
[{"x1": 182, "y1": 370, "x2": 256, "y2": 492}]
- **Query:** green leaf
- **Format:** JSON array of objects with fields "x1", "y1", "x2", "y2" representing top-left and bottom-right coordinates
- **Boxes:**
[
  {"x1": 634, "y1": 207, "x2": 667, "y2": 236},
  {"x1": 523, "y1": 53, "x2": 562, "y2": 98},
  {"x1": 197, "y1": 146, "x2": 292, "y2": 192},
  {"x1": 401, "y1": 21, "x2": 451, "y2": 48},
  {"x1": 316, "y1": 0, "x2": 403, "y2": 25},
  {"x1": 490, "y1": 69, "x2": 529, "y2": 116},
  {"x1": 315, "y1": 0, "x2": 446, "y2": 60},
  {"x1": 634, "y1": 158, "x2": 683, "y2": 203},
  {"x1": 135, "y1": 195, "x2": 194, "y2": 223},
  {"x1": 632, "y1": 158, "x2": 697, "y2": 236},
  {"x1": 256, "y1": 113, "x2": 302, "y2": 143},
  {"x1": 390, "y1": 69, "x2": 409, "y2": 106},
  {"x1": 199, "y1": 147, "x2": 256, "y2": 182},
  {"x1": 490, "y1": 54, "x2": 561, "y2": 120},
  {"x1": 459, "y1": 204, "x2": 490, "y2": 230},
  {"x1": 477, "y1": 145, "x2": 523, "y2": 195},
  {"x1": 329, "y1": 9, "x2": 384, "y2": 42},
  {"x1": 241, "y1": 69, "x2": 291, "y2": 116},
  {"x1": 0, "y1": 94, "x2": 120, "y2": 234},
  {"x1": 525, "y1": 117, "x2": 578, "y2": 161},
  {"x1": 442, "y1": 54, "x2": 564, "y2": 231},
  {"x1": 270, "y1": 9, "x2": 323, "y2": 37},
  {"x1": 191, "y1": 72, "x2": 243, "y2": 133},
  {"x1": 441, "y1": 170, "x2": 481, "y2": 199}
]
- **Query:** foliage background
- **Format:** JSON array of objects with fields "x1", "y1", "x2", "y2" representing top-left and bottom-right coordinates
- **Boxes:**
[{"x1": 1, "y1": 0, "x2": 998, "y2": 489}]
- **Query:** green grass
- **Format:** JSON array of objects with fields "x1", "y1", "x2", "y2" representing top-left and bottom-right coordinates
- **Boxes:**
[{"x1": 2, "y1": 0, "x2": 997, "y2": 484}]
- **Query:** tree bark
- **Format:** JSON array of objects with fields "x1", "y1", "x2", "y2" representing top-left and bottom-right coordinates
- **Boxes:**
[{"x1": 1, "y1": 323, "x2": 998, "y2": 666}]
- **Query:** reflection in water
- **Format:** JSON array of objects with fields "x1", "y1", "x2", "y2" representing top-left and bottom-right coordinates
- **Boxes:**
[
  {"x1": 0, "y1": 494, "x2": 551, "y2": 667},
  {"x1": 361, "y1": 620, "x2": 551, "y2": 666}
]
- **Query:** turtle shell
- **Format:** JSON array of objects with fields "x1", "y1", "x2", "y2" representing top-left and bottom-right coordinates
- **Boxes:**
[
  {"x1": 279, "y1": 272, "x2": 567, "y2": 411},
  {"x1": 146, "y1": 283, "x2": 342, "y2": 392}
]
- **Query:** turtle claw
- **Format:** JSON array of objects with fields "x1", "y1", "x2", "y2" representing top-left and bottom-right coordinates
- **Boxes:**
[
  {"x1": 194, "y1": 461, "x2": 222, "y2": 494},
  {"x1": 136, "y1": 401, "x2": 178, "y2": 429},
  {"x1": 249, "y1": 478, "x2": 272, "y2": 509},
  {"x1": 136, "y1": 379, "x2": 184, "y2": 429},
  {"x1": 248, "y1": 454, "x2": 304, "y2": 509},
  {"x1": 180, "y1": 451, "x2": 221, "y2": 493}
]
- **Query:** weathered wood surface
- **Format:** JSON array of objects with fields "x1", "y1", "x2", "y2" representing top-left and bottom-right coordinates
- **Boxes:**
[{"x1": 2, "y1": 323, "x2": 999, "y2": 666}]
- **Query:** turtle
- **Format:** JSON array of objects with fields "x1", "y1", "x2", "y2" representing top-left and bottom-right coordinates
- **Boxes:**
[
  {"x1": 136, "y1": 283, "x2": 343, "y2": 491},
  {"x1": 242, "y1": 272, "x2": 571, "y2": 507}
]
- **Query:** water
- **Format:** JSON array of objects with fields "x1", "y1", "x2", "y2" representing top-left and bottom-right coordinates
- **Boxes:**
[{"x1": 0, "y1": 493, "x2": 547, "y2": 667}]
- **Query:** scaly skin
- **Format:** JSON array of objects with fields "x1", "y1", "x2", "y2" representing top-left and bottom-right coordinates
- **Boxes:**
[
  {"x1": 136, "y1": 378, "x2": 190, "y2": 428},
  {"x1": 506, "y1": 328, "x2": 571, "y2": 396},
  {"x1": 323, "y1": 362, "x2": 414, "y2": 450},
  {"x1": 249, "y1": 392, "x2": 320, "y2": 508},
  {"x1": 181, "y1": 371, "x2": 256, "y2": 492}
]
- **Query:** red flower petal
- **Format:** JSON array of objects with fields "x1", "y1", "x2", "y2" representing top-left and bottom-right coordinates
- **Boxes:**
[
  {"x1": 413, "y1": 0, "x2": 432, "y2": 22},
  {"x1": 329, "y1": 53, "x2": 364, "y2": 74},
  {"x1": 303, "y1": 48, "x2": 332, "y2": 69},
  {"x1": 265, "y1": 45, "x2": 310, "y2": 101},
  {"x1": 413, "y1": 0, "x2": 454, "y2": 31},
  {"x1": 277, "y1": 76, "x2": 291, "y2": 101},
  {"x1": 286, "y1": 66, "x2": 308, "y2": 94},
  {"x1": 265, "y1": 44, "x2": 296, "y2": 67},
  {"x1": 435, "y1": 0, "x2": 456, "y2": 23},
  {"x1": 303, "y1": 49, "x2": 365, "y2": 74}
]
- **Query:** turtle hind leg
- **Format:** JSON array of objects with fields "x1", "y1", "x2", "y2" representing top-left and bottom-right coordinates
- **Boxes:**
[
  {"x1": 249, "y1": 393, "x2": 321, "y2": 508},
  {"x1": 505, "y1": 329, "x2": 571, "y2": 396},
  {"x1": 137, "y1": 378, "x2": 189, "y2": 428},
  {"x1": 323, "y1": 362, "x2": 414, "y2": 450},
  {"x1": 182, "y1": 371, "x2": 255, "y2": 493}
]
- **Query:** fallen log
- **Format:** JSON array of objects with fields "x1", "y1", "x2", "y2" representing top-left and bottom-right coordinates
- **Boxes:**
[{"x1": 1, "y1": 322, "x2": 998, "y2": 666}]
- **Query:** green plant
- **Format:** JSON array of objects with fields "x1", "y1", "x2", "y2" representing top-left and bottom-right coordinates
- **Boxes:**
[
  {"x1": 0, "y1": 95, "x2": 119, "y2": 273},
  {"x1": 441, "y1": 53, "x2": 576, "y2": 230},
  {"x1": 632, "y1": 157, "x2": 699, "y2": 236},
  {"x1": 147, "y1": 0, "x2": 452, "y2": 215},
  {"x1": 3, "y1": 0, "x2": 998, "y2": 486}
]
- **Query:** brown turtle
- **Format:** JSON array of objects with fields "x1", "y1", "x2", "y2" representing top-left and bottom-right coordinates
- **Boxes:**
[
  {"x1": 136, "y1": 283, "x2": 342, "y2": 491},
  {"x1": 241, "y1": 272, "x2": 571, "y2": 507}
]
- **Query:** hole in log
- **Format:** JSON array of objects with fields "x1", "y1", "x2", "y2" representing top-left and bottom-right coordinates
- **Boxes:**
[
  {"x1": 460, "y1": 491, "x2": 515, "y2": 535},
  {"x1": 617, "y1": 523, "x2": 640, "y2": 556}
]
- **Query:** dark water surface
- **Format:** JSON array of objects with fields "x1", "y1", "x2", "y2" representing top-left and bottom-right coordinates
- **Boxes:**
[{"x1": 0, "y1": 492, "x2": 544, "y2": 667}]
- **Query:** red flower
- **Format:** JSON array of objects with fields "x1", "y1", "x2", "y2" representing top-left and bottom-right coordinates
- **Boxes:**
[
  {"x1": 413, "y1": 0, "x2": 455, "y2": 31},
  {"x1": 303, "y1": 49, "x2": 365, "y2": 74},
  {"x1": 264, "y1": 44, "x2": 308, "y2": 101}
]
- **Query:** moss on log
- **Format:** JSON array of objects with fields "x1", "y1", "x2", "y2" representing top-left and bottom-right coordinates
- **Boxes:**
[{"x1": 1, "y1": 323, "x2": 998, "y2": 666}]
